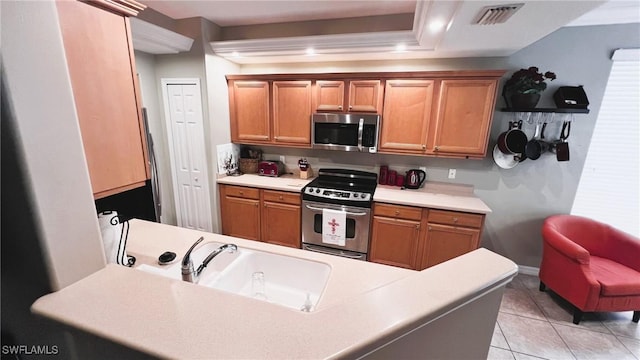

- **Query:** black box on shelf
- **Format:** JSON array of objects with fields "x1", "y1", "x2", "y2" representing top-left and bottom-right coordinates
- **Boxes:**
[{"x1": 553, "y1": 86, "x2": 589, "y2": 109}]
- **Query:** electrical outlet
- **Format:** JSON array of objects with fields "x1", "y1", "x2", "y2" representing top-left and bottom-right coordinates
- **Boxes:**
[
  {"x1": 419, "y1": 166, "x2": 427, "y2": 173},
  {"x1": 448, "y1": 169, "x2": 456, "y2": 179},
  {"x1": 279, "y1": 155, "x2": 286, "y2": 163}
]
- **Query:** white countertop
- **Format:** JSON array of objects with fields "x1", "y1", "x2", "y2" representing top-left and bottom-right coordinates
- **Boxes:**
[
  {"x1": 217, "y1": 174, "x2": 491, "y2": 214},
  {"x1": 217, "y1": 173, "x2": 313, "y2": 192},
  {"x1": 32, "y1": 220, "x2": 516, "y2": 359}
]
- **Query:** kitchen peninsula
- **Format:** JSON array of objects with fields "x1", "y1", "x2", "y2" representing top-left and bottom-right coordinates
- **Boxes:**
[{"x1": 32, "y1": 220, "x2": 517, "y2": 359}]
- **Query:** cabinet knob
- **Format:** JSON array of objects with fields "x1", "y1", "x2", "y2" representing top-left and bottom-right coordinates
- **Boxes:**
[
  {"x1": 416, "y1": 224, "x2": 420, "y2": 230},
  {"x1": 338, "y1": 105, "x2": 343, "y2": 110},
  {"x1": 264, "y1": 203, "x2": 267, "y2": 207},
  {"x1": 395, "y1": 210, "x2": 400, "y2": 216},
  {"x1": 422, "y1": 145, "x2": 426, "y2": 150},
  {"x1": 239, "y1": 191, "x2": 244, "y2": 195},
  {"x1": 434, "y1": 146, "x2": 439, "y2": 151},
  {"x1": 279, "y1": 195, "x2": 283, "y2": 200},
  {"x1": 255, "y1": 203, "x2": 258, "y2": 207},
  {"x1": 453, "y1": 217, "x2": 458, "y2": 223},
  {"x1": 274, "y1": 136, "x2": 279, "y2": 140},
  {"x1": 428, "y1": 226, "x2": 432, "y2": 231},
  {"x1": 349, "y1": 105, "x2": 353, "y2": 110}
]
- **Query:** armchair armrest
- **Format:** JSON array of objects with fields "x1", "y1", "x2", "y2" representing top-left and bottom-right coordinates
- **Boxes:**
[
  {"x1": 542, "y1": 225, "x2": 590, "y2": 264},
  {"x1": 606, "y1": 226, "x2": 640, "y2": 272}
]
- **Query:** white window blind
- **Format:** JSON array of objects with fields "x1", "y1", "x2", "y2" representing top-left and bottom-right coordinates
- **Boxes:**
[{"x1": 571, "y1": 49, "x2": 640, "y2": 237}]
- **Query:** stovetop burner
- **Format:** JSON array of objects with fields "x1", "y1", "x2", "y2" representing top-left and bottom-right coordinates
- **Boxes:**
[{"x1": 302, "y1": 168, "x2": 377, "y2": 207}]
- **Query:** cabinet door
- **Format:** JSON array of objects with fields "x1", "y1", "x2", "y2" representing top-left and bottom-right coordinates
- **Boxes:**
[
  {"x1": 229, "y1": 80, "x2": 270, "y2": 143},
  {"x1": 57, "y1": 1, "x2": 148, "y2": 198},
  {"x1": 379, "y1": 79, "x2": 434, "y2": 153},
  {"x1": 422, "y1": 223, "x2": 480, "y2": 268},
  {"x1": 428, "y1": 79, "x2": 497, "y2": 157},
  {"x1": 370, "y1": 216, "x2": 421, "y2": 269},
  {"x1": 348, "y1": 80, "x2": 382, "y2": 112},
  {"x1": 273, "y1": 81, "x2": 312, "y2": 146},
  {"x1": 261, "y1": 201, "x2": 301, "y2": 248},
  {"x1": 315, "y1": 80, "x2": 345, "y2": 111},
  {"x1": 220, "y1": 194, "x2": 261, "y2": 241}
]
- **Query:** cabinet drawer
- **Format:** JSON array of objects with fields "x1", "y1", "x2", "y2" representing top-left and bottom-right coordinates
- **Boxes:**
[
  {"x1": 374, "y1": 203, "x2": 422, "y2": 221},
  {"x1": 223, "y1": 185, "x2": 260, "y2": 200},
  {"x1": 427, "y1": 209, "x2": 483, "y2": 228},
  {"x1": 262, "y1": 190, "x2": 301, "y2": 205}
]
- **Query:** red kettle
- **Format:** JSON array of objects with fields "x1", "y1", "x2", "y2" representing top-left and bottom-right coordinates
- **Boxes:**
[{"x1": 405, "y1": 169, "x2": 426, "y2": 189}]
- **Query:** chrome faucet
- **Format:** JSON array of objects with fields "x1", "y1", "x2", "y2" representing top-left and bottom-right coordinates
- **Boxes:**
[{"x1": 181, "y1": 236, "x2": 238, "y2": 283}]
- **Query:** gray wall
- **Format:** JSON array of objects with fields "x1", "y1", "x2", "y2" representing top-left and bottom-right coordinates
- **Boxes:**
[
  {"x1": 135, "y1": 17, "x2": 639, "y2": 267},
  {"x1": 245, "y1": 23, "x2": 640, "y2": 267}
]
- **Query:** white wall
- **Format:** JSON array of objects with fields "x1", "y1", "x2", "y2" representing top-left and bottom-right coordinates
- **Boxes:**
[
  {"x1": 2, "y1": 0, "x2": 106, "y2": 291},
  {"x1": 134, "y1": 50, "x2": 177, "y2": 225}
]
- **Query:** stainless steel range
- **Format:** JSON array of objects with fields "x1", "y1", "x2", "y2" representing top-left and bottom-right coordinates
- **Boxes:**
[{"x1": 301, "y1": 168, "x2": 377, "y2": 260}]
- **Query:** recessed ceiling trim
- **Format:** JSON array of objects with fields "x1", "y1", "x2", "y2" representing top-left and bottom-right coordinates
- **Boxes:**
[
  {"x1": 413, "y1": 0, "x2": 462, "y2": 48},
  {"x1": 130, "y1": 17, "x2": 194, "y2": 55},
  {"x1": 211, "y1": 30, "x2": 418, "y2": 58}
]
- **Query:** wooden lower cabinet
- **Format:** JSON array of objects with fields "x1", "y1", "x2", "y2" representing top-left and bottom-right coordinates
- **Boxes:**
[
  {"x1": 220, "y1": 185, "x2": 261, "y2": 240},
  {"x1": 369, "y1": 216, "x2": 422, "y2": 269},
  {"x1": 422, "y1": 224, "x2": 480, "y2": 268},
  {"x1": 369, "y1": 203, "x2": 484, "y2": 270},
  {"x1": 219, "y1": 185, "x2": 301, "y2": 248},
  {"x1": 261, "y1": 190, "x2": 301, "y2": 248}
]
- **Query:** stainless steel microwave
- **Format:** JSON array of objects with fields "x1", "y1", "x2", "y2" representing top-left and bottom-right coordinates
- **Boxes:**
[{"x1": 311, "y1": 113, "x2": 380, "y2": 153}]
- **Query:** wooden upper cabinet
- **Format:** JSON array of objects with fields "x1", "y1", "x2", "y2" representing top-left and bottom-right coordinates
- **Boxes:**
[
  {"x1": 229, "y1": 80, "x2": 271, "y2": 143},
  {"x1": 272, "y1": 81, "x2": 312, "y2": 146},
  {"x1": 57, "y1": 0, "x2": 149, "y2": 199},
  {"x1": 379, "y1": 79, "x2": 435, "y2": 154},
  {"x1": 314, "y1": 80, "x2": 382, "y2": 113},
  {"x1": 427, "y1": 79, "x2": 497, "y2": 157},
  {"x1": 315, "y1": 80, "x2": 345, "y2": 111},
  {"x1": 348, "y1": 80, "x2": 383, "y2": 112}
]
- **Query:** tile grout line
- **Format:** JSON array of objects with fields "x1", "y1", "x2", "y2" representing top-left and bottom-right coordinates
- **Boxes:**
[
  {"x1": 614, "y1": 333, "x2": 640, "y2": 360},
  {"x1": 496, "y1": 320, "x2": 514, "y2": 352}
]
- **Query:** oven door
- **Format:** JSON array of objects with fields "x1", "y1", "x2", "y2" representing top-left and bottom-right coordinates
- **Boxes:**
[{"x1": 301, "y1": 200, "x2": 371, "y2": 254}]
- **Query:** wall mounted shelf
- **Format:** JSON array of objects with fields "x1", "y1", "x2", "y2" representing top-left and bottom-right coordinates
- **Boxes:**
[{"x1": 501, "y1": 108, "x2": 590, "y2": 114}]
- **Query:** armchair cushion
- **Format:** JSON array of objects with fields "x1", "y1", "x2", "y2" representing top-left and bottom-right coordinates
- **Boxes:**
[{"x1": 591, "y1": 256, "x2": 640, "y2": 296}]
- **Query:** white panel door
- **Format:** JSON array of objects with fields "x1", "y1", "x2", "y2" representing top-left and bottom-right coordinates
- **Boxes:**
[{"x1": 164, "y1": 81, "x2": 212, "y2": 232}]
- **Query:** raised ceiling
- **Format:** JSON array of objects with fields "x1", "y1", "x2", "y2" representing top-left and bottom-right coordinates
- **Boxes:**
[{"x1": 138, "y1": 0, "x2": 639, "y2": 63}]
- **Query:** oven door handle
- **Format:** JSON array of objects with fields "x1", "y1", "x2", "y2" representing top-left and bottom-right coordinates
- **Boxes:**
[
  {"x1": 303, "y1": 244, "x2": 366, "y2": 260},
  {"x1": 304, "y1": 204, "x2": 368, "y2": 216}
]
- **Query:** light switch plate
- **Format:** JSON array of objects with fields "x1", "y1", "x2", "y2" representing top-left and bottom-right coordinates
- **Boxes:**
[
  {"x1": 448, "y1": 169, "x2": 456, "y2": 179},
  {"x1": 279, "y1": 155, "x2": 286, "y2": 163}
]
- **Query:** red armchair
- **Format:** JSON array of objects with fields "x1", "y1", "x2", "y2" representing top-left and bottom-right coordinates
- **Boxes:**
[{"x1": 540, "y1": 214, "x2": 640, "y2": 324}]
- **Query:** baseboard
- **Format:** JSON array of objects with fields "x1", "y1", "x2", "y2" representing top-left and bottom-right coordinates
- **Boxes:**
[{"x1": 517, "y1": 265, "x2": 540, "y2": 276}]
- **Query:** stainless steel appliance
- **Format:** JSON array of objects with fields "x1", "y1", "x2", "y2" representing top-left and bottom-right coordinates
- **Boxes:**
[
  {"x1": 301, "y1": 168, "x2": 377, "y2": 260},
  {"x1": 312, "y1": 113, "x2": 380, "y2": 153}
]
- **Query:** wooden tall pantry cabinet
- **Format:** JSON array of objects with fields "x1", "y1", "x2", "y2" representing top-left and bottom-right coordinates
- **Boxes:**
[{"x1": 57, "y1": 0, "x2": 149, "y2": 199}]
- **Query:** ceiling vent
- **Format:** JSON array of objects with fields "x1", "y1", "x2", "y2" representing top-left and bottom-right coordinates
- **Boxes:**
[{"x1": 474, "y1": 3, "x2": 524, "y2": 25}]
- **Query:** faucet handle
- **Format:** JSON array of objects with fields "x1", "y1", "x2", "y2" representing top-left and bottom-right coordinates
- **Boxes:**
[{"x1": 182, "y1": 236, "x2": 204, "y2": 267}]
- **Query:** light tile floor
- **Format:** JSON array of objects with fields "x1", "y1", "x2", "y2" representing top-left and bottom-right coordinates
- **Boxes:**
[{"x1": 488, "y1": 274, "x2": 639, "y2": 360}]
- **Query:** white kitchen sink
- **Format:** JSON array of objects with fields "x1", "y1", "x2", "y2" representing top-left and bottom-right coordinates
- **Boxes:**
[
  {"x1": 136, "y1": 244, "x2": 331, "y2": 312},
  {"x1": 208, "y1": 248, "x2": 331, "y2": 312}
]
